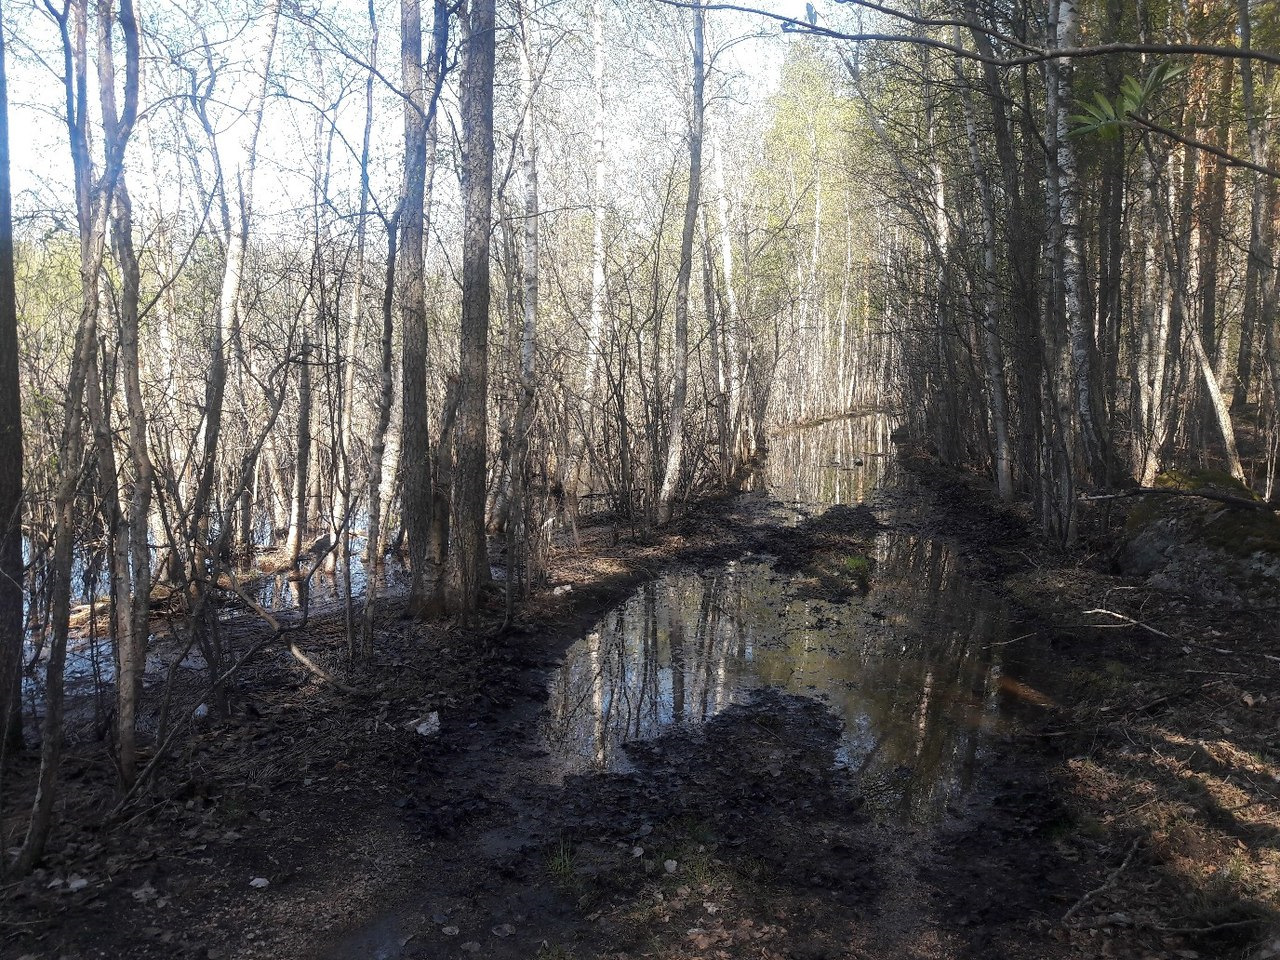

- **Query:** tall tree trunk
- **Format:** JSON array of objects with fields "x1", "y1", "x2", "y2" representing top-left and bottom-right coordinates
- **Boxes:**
[
  {"x1": 96, "y1": 0, "x2": 146, "y2": 788},
  {"x1": 1054, "y1": 0, "x2": 1108, "y2": 489},
  {"x1": 286, "y1": 309, "x2": 313, "y2": 567},
  {"x1": 509, "y1": 0, "x2": 540, "y2": 606},
  {"x1": 401, "y1": 0, "x2": 448, "y2": 617},
  {"x1": 83, "y1": 0, "x2": 144, "y2": 790},
  {"x1": 710, "y1": 133, "x2": 739, "y2": 478},
  {"x1": 1233, "y1": 0, "x2": 1272, "y2": 412},
  {"x1": 363, "y1": 214, "x2": 398, "y2": 653},
  {"x1": 952, "y1": 29, "x2": 1013, "y2": 500},
  {"x1": 1042, "y1": 0, "x2": 1078, "y2": 542},
  {"x1": 334, "y1": 6, "x2": 378, "y2": 566},
  {"x1": 0, "y1": 0, "x2": 23, "y2": 760},
  {"x1": 192, "y1": 0, "x2": 280, "y2": 552},
  {"x1": 451, "y1": 0, "x2": 496, "y2": 616},
  {"x1": 17, "y1": 0, "x2": 112, "y2": 869},
  {"x1": 658, "y1": 0, "x2": 704, "y2": 525},
  {"x1": 579, "y1": 0, "x2": 607, "y2": 474},
  {"x1": 398, "y1": 0, "x2": 430, "y2": 611}
]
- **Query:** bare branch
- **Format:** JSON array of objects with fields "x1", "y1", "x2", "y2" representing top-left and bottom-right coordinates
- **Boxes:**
[
  {"x1": 1131, "y1": 115, "x2": 1280, "y2": 179},
  {"x1": 652, "y1": 0, "x2": 1280, "y2": 68}
]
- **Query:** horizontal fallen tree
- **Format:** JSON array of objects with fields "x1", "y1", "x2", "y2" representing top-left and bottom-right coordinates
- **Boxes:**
[{"x1": 1080, "y1": 487, "x2": 1277, "y2": 513}]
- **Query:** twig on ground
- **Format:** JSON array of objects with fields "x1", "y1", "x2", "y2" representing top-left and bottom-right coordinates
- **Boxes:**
[
  {"x1": 224, "y1": 570, "x2": 371, "y2": 696},
  {"x1": 1062, "y1": 836, "x2": 1142, "y2": 925},
  {"x1": 287, "y1": 640, "x2": 368, "y2": 697},
  {"x1": 1180, "y1": 637, "x2": 1280, "y2": 665},
  {"x1": 1084, "y1": 608, "x2": 1173, "y2": 639},
  {"x1": 986, "y1": 630, "x2": 1036, "y2": 648},
  {"x1": 1147, "y1": 917, "x2": 1267, "y2": 934},
  {"x1": 108, "y1": 630, "x2": 278, "y2": 818}
]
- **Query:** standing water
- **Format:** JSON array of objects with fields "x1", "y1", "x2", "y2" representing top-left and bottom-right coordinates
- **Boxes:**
[{"x1": 543, "y1": 415, "x2": 1045, "y2": 822}]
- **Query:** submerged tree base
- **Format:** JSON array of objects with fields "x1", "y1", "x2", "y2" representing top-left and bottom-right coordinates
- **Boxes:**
[{"x1": 2, "y1": 469, "x2": 1277, "y2": 960}]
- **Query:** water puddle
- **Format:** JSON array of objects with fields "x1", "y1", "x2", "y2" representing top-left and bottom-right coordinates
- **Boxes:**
[
  {"x1": 544, "y1": 414, "x2": 1049, "y2": 822},
  {"x1": 766, "y1": 412, "x2": 896, "y2": 510}
]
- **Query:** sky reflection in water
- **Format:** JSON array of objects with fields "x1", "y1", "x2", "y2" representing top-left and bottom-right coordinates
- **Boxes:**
[{"x1": 544, "y1": 415, "x2": 1030, "y2": 823}]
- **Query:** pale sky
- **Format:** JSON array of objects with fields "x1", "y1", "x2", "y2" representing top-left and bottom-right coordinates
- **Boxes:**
[{"x1": 4, "y1": 0, "x2": 833, "y2": 241}]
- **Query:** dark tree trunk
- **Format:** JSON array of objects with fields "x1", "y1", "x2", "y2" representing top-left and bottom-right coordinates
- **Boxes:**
[
  {"x1": 401, "y1": 0, "x2": 449, "y2": 618},
  {"x1": 658, "y1": 0, "x2": 705, "y2": 525},
  {"x1": 0, "y1": 0, "x2": 23, "y2": 758},
  {"x1": 399, "y1": 0, "x2": 430, "y2": 617},
  {"x1": 451, "y1": 0, "x2": 496, "y2": 617}
]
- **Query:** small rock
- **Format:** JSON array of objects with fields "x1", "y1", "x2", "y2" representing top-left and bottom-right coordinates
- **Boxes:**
[
  {"x1": 407, "y1": 712, "x2": 440, "y2": 737},
  {"x1": 631, "y1": 846, "x2": 644, "y2": 858},
  {"x1": 441, "y1": 926, "x2": 459, "y2": 937},
  {"x1": 249, "y1": 877, "x2": 270, "y2": 889},
  {"x1": 67, "y1": 875, "x2": 89, "y2": 893},
  {"x1": 492, "y1": 923, "x2": 515, "y2": 938},
  {"x1": 664, "y1": 859, "x2": 678, "y2": 874}
]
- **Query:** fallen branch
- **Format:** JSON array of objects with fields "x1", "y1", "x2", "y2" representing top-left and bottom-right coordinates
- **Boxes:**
[
  {"x1": 108, "y1": 629, "x2": 278, "y2": 818},
  {"x1": 1147, "y1": 917, "x2": 1267, "y2": 934},
  {"x1": 1062, "y1": 836, "x2": 1141, "y2": 925},
  {"x1": 986, "y1": 630, "x2": 1037, "y2": 648},
  {"x1": 286, "y1": 639, "x2": 368, "y2": 697},
  {"x1": 224, "y1": 569, "x2": 371, "y2": 696},
  {"x1": 1084, "y1": 608, "x2": 1173, "y2": 639},
  {"x1": 1180, "y1": 638, "x2": 1280, "y2": 665},
  {"x1": 1080, "y1": 487, "x2": 1275, "y2": 513},
  {"x1": 1082, "y1": 608, "x2": 1280, "y2": 665}
]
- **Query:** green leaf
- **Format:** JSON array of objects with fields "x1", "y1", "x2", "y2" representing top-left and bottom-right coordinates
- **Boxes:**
[{"x1": 1078, "y1": 102, "x2": 1110, "y2": 123}]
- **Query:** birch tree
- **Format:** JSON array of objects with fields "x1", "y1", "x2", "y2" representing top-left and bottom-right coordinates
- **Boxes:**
[{"x1": 657, "y1": 0, "x2": 705, "y2": 525}]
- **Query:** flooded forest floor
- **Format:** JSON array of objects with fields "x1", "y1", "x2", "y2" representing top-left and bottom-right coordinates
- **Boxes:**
[{"x1": 3, "y1": 453, "x2": 1279, "y2": 960}]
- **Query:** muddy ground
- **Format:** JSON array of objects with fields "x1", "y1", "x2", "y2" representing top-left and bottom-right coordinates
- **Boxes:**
[{"x1": 2, "y1": 465, "x2": 1278, "y2": 960}]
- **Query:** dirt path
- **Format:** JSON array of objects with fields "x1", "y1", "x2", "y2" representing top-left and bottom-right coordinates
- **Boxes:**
[{"x1": 3, "y1": 474, "x2": 1277, "y2": 960}]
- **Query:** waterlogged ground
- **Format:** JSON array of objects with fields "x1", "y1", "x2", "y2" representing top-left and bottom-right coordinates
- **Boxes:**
[
  {"x1": 542, "y1": 544, "x2": 1020, "y2": 823},
  {"x1": 4, "y1": 416, "x2": 1278, "y2": 960}
]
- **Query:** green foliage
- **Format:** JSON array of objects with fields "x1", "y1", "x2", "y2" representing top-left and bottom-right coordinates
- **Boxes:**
[
  {"x1": 842, "y1": 553, "x2": 871, "y2": 577},
  {"x1": 547, "y1": 839, "x2": 575, "y2": 883},
  {"x1": 1069, "y1": 63, "x2": 1186, "y2": 140}
]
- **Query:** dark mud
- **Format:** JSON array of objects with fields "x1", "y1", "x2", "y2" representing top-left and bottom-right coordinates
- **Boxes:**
[{"x1": 3, "y1": 457, "x2": 1277, "y2": 960}]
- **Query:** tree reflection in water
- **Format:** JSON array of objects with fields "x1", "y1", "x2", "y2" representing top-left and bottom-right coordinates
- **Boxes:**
[
  {"x1": 543, "y1": 528, "x2": 1026, "y2": 823},
  {"x1": 766, "y1": 413, "x2": 895, "y2": 510}
]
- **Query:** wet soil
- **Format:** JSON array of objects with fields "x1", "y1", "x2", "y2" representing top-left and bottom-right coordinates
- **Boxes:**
[{"x1": 2, "y1": 462, "x2": 1278, "y2": 960}]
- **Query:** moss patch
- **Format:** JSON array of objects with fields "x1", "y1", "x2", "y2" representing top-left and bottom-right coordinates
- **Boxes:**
[
  {"x1": 1153, "y1": 467, "x2": 1258, "y2": 498},
  {"x1": 1125, "y1": 470, "x2": 1280, "y2": 560}
]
